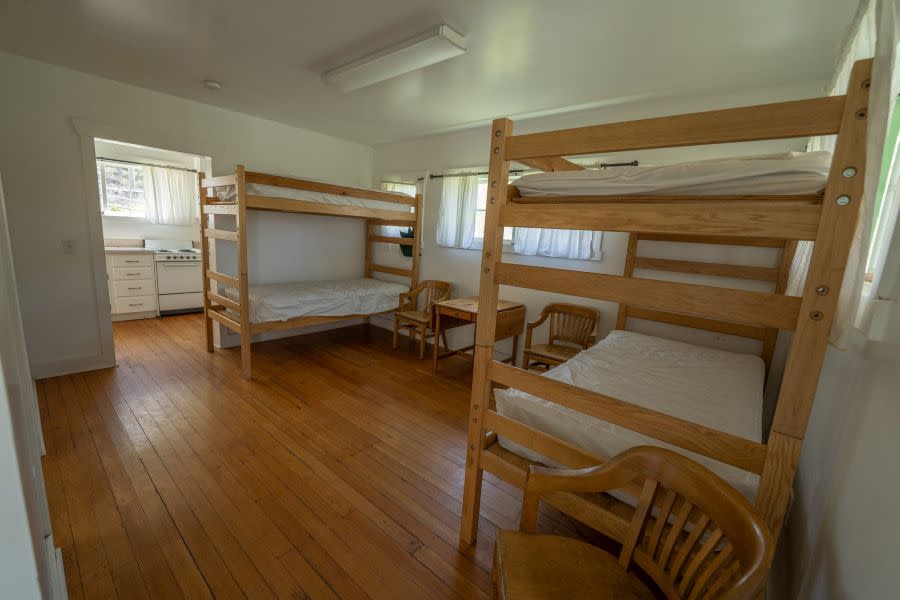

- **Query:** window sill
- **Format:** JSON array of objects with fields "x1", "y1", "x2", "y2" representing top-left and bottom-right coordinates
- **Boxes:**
[{"x1": 101, "y1": 214, "x2": 149, "y2": 222}]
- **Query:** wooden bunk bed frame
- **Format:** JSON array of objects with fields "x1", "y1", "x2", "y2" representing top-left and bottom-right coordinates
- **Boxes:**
[
  {"x1": 461, "y1": 59, "x2": 872, "y2": 552},
  {"x1": 197, "y1": 165, "x2": 422, "y2": 379}
]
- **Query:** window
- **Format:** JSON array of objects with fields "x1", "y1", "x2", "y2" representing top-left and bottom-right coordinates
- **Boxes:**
[
  {"x1": 474, "y1": 175, "x2": 514, "y2": 243},
  {"x1": 381, "y1": 181, "x2": 417, "y2": 196},
  {"x1": 97, "y1": 161, "x2": 146, "y2": 218}
]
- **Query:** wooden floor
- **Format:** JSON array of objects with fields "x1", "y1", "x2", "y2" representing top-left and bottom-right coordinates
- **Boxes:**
[{"x1": 39, "y1": 314, "x2": 581, "y2": 599}]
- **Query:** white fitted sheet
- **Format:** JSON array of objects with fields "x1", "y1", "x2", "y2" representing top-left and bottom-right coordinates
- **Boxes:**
[
  {"x1": 514, "y1": 151, "x2": 832, "y2": 197},
  {"x1": 216, "y1": 182, "x2": 414, "y2": 213},
  {"x1": 223, "y1": 278, "x2": 408, "y2": 324},
  {"x1": 495, "y1": 330, "x2": 764, "y2": 500}
]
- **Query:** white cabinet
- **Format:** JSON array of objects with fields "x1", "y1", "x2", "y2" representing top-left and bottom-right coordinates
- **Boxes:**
[{"x1": 105, "y1": 250, "x2": 157, "y2": 321}]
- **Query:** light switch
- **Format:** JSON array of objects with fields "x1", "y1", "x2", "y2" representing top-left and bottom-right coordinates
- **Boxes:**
[{"x1": 61, "y1": 240, "x2": 75, "y2": 255}]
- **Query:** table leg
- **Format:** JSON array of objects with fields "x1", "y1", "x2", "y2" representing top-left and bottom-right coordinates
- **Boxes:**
[
  {"x1": 510, "y1": 334, "x2": 519, "y2": 368},
  {"x1": 433, "y1": 311, "x2": 442, "y2": 372}
]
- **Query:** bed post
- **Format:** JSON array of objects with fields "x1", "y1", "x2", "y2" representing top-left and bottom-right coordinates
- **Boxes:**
[
  {"x1": 460, "y1": 118, "x2": 513, "y2": 547},
  {"x1": 198, "y1": 172, "x2": 214, "y2": 352},
  {"x1": 615, "y1": 233, "x2": 639, "y2": 329},
  {"x1": 411, "y1": 192, "x2": 423, "y2": 288},
  {"x1": 757, "y1": 59, "x2": 871, "y2": 541},
  {"x1": 236, "y1": 164, "x2": 252, "y2": 379}
]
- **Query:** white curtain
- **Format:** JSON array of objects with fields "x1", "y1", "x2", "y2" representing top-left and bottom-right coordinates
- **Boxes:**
[
  {"x1": 143, "y1": 166, "x2": 198, "y2": 226},
  {"x1": 787, "y1": 0, "x2": 898, "y2": 346},
  {"x1": 513, "y1": 228, "x2": 602, "y2": 260},
  {"x1": 436, "y1": 174, "x2": 479, "y2": 249}
]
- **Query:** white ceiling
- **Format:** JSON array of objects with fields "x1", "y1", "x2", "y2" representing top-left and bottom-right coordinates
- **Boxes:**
[{"x1": 0, "y1": 0, "x2": 858, "y2": 145}]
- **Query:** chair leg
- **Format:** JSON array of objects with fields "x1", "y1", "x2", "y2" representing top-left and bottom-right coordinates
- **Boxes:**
[
  {"x1": 393, "y1": 317, "x2": 400, "y2": 349},
  {"x1": 490, "y1": 543, "x2": 500, "y2": 600},
  {"x1": 418, "y1": 325, "x2": 426, "y2": 359}
]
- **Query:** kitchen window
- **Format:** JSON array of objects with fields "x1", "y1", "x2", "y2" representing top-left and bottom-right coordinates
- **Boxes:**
[{"x1": 97, "y1": 160, "x2": 146, "y2": 219}]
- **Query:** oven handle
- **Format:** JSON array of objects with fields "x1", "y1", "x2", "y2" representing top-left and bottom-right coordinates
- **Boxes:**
[{"x1": 157, "y1": 263, "x2": 201, "y2": 267}]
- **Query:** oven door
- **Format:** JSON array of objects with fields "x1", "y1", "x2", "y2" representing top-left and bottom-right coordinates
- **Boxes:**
[{"x1": 156, "y1": 262, "x2": 202, "y2": 294}]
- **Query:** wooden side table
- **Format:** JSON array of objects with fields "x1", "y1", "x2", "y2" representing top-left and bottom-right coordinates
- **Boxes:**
[{"x1": 432, "y1": 296, "x2": 526, "y2": 372}]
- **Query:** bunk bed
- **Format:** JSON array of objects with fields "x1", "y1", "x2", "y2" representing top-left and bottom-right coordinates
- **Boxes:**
[
  {"x1": 198, "y1": 166, "x2": 422, "y2": 379},
  {"x1": 460, "y1": 59, "x2": 872, "y2": 554}
]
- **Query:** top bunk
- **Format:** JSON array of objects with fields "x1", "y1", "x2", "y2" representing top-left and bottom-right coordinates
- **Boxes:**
[
  {"x1": 496, "y1": 88, "x2": 863, "y2": 242},
  {"x1": 201, "y1": 166, "x2": 418, "y2": 223}
]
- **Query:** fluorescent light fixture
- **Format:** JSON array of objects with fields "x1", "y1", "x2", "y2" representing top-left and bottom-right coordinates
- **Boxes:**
[{"x1": 322, "y1": 25, "x2": 467, "y2": 92}]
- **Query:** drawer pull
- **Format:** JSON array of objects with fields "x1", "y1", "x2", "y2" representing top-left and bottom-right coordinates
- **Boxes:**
[
  {"x1": 127, "y1": 287, "x2": 142, "y2": 290},
  {"x1": 125, "y1": 272, "x2": 141, "y2": 276},
  {"x1": 128, "y1": 303, "x2": 144, "y2": 307},
  {"x1": 124, "y1": 259, "x2": 141, "y2": 263}
]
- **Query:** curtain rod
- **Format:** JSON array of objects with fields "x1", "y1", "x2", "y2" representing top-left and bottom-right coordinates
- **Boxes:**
[
  {"x1": 418, "y1": 161, "x2": 639, "y2": 181},
  {"x1": 96, "y1": 156, "x2": 198, "y2": 174}
]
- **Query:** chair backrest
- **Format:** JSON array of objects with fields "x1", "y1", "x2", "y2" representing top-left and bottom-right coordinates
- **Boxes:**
[
  {"x1": 419, "y1": 280, "x2": 453, "y2": 314},
  {"x1": 546, "y1": 303, "x2": 599, "y2": 348},
  {"x1": 519, "y1": 447, "x2": 772, "y2": 600}
]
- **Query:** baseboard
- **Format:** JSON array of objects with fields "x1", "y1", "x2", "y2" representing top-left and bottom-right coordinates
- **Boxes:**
[{"x1": 30, "y1": 354, "x2": 116, "y2": 380}]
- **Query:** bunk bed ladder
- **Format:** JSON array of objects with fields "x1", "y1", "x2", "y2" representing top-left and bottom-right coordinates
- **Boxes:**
[{"x1": 198, "y1": 168, "x2": 250, "y2": 378}]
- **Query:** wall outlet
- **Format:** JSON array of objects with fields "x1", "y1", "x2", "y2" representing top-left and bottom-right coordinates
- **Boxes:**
[{"x1": 61, "y1": 240, "x2": 76, "y2": 255}]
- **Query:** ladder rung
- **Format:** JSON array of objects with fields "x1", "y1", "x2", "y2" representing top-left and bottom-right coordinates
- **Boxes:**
[
  {"x1": 203, "y1": 203, "x2": 237, "y2": 215},
  {"x1": 207, "y1": 307, "x2": 241, "y2": 332},
  {"x1": 371, "y1": 264, "x2": 413, "y2": 278},
  {"x1": 207, "y1": 291, "x2": 240, "y2": 312},
  {"x1": 369, "y1": 235, "x2": 415, "y2": 246},
  {"x1": 204, "y1": 228, "x2": 238, "y2": 241},
  {"x1": 206, "y1": 270, "x2": 239, "y2": 288}
]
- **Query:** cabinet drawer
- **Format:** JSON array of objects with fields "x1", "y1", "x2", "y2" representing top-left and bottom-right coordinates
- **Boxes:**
[
  {"x1": 111, "y1": 266, "x2": 154, "y2": 281},
  {"x1": 113, "y1": 280, "x2": 156, "y2": 297},
  {"x1": 109, "y1": 253, "x2": 153, "y2": 268},
  {"x1": 114, "y1": 295, "x2": 157, "y2": 314}
]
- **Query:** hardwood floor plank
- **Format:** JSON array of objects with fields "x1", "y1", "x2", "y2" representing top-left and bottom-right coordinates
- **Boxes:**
[{"x1": 40, "y1": 314, "x2": 587, "y2": 599}]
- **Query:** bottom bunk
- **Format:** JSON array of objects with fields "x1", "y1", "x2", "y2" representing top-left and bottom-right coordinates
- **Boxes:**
[
  {"x1": 221, "y1": 277, "x2": 408, "y2": 328},
  {"x1": 494, "y1": 330, "x2": 764, "y2": 501}
]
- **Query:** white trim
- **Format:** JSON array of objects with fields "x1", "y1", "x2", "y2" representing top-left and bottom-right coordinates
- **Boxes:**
[{"x1": 29, "y1": 354, "x2": 117, "y2": 381}]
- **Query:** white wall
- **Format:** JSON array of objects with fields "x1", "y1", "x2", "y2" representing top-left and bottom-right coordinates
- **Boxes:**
[
  {"x1": 0, "y1": 174, "x2": 58, "y2": 599},
  {"x1": 371, "y1": 81, "x2": 822, "y2": 361},
  {"x1": 0, "y1": 51, "x2": 373, "y2": 377}
]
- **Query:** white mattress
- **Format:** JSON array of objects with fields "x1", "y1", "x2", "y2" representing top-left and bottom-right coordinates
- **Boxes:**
[
  {"x1": 223, "y1": 277, "x2": 408, "y2": 324},
  {"x1": 495, "y1": 330, "x2": 764, "y2": 500},
  {"x1": 216, "y1": 182, "x2": 414, "y2": 213},
  {"x1": 514, "y1": 151, "x2": 832, "y2": 197}
]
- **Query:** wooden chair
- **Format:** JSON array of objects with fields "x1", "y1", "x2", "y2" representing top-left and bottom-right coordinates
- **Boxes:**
[
  {"x1": 393, "y1": 280, "x2": 453, "y2": 359},
  {"x1": 492, "y1": 446, "x2": 773, "y2": 600},
  {"x1": 523, "y1": 303, "x2": 599, "y2": 371}
]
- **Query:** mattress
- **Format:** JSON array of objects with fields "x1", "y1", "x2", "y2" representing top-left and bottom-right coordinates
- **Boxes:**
[
  {"x1": 223, "y1": 277, "x2": 408, "y2": 324},
  {"x1": 216, "y1": 182, "x2": 414, "y2": 213},
  {"x1": 495, "y1": 330, "x2": 764, "y2": 500},
  {"x1": 513, "y1": 151, "x2": 832, "y2": 197}
]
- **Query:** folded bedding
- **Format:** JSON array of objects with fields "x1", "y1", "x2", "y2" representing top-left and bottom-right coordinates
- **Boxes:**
[
  {"x1": 223, "y1": 277, "x2": 408, "y2": 324},
  {"x1": 495, "y1": 330, "x2": 764, "y2": 500},
  {"x1": 513, "y1": 151, "x2": 832, "y2": 197}
]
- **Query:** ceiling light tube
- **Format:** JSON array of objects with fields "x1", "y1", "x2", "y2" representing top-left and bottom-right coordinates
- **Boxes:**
[{"x1": 322, "y1": 24, "x2": 467, "y2": 92}]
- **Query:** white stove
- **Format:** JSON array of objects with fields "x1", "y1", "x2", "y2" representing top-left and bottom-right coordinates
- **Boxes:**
[{"x1": 145, "y1": 240, "x2": 204, "y2": 315}]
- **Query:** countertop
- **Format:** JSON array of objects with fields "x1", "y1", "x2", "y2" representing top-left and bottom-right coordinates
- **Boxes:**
[{"x1": 104, "y1": 247, "x2": 154, "y2": 254}]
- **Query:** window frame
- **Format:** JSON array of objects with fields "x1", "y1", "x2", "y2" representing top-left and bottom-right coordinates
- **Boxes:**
[
  {"x1": 97, "y1": 160, "x2": 147, "y2": 220},
  {"x1": 473, "y1": 174, "x2": 515, "y2": 246}
]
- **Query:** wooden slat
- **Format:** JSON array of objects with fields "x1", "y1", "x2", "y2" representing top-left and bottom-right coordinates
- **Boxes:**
[
  {"x1": 487, "y1": 361, "x2": 767, "y2": 474},
  {"x1": 202, "y1": 204, "x2": 237, "y2": 215},
  {"x1": 511, "y1": 193, "x2": 823, "y2": 205},
  {"x1": 515, "y1": 157, "x2": 585, "y2": 172},
  {"x1": 247, "y1": 195, "x2": 416, "y2": 222},
  {"x1": 207, "y1": 291, "x2": 240, "y2": 312},
  {"x1": 370, "y1": 264, "x2": 414, "y2": 278},
  {"x1": 203, "y1": 228, "x2": 238, "y2": 242},
  {"x1": 494, "y1": 262, "x2": 801, "y2": 330},
  {"x1": 483, "y1": 411, "x2": 605, "y2": 469},
  {"x1": 201, "y1": 174, "x2": 237, "y2": 188},
  {"x1": 369, "y1": 235, "x2": 415, "y2": 246},
  {"x1": 206, "y1": 270, "x2": 239, "y2": 289},
  {"x1": 636, "y1": 233, "x2": 786, "y2": 247},
  {"x1": 244, "y1": 172, "x2": 417, "y2": 205},
  {"x1": 207, "y1": 308, "x2": 241, "y2": 332},
  {"x1": 625, "y1": 307, "x2": 768, "y2": 340},
  {"x1": 250, "y1": 314, "x2": 362, "y2": 335},
  {"x1": 632, "y1": 257, "x2": 778, "y2": 281},
  {"x1": 504, "y1": 95, "x2": 845, "y2": 159},
  {"x1": 501, "y1": 202, "x2": 821, "y2": 240}
]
